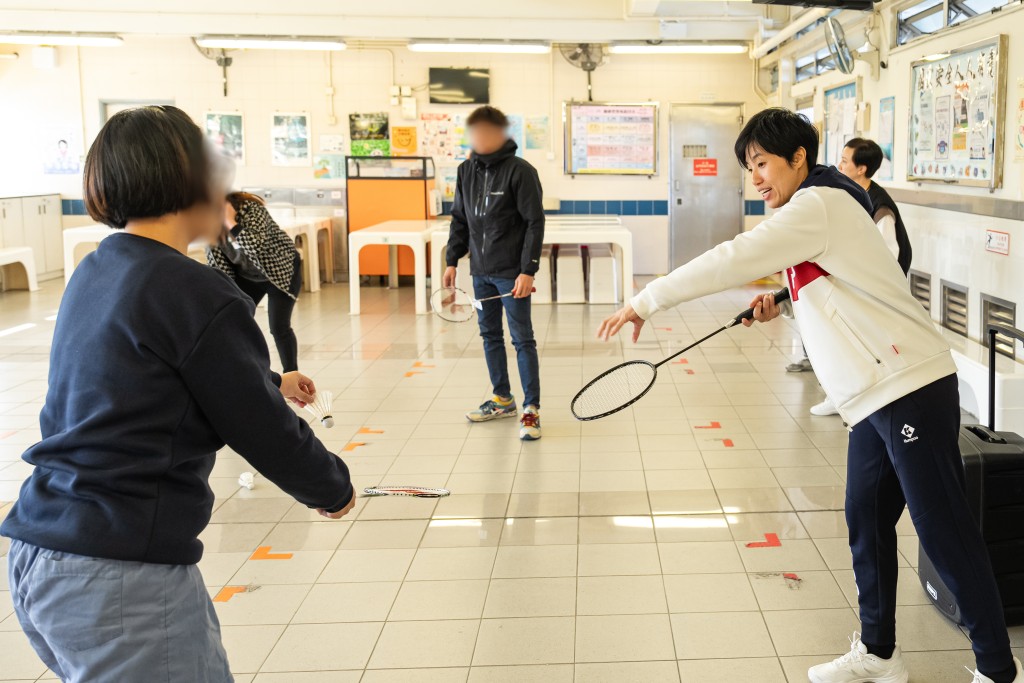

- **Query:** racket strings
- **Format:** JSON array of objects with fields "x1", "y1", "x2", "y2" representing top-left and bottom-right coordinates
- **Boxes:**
[
  {"x1": 430, "y1": 287, "x2": 476, "y2": 323},
  {"x1": 572, "y1": 362, "x2": 657, "y2": 419}
]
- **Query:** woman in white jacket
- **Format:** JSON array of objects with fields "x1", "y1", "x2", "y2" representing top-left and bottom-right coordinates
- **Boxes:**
[{"x1": 598, "y1": 108, "x2": 1020, "y2": 683}]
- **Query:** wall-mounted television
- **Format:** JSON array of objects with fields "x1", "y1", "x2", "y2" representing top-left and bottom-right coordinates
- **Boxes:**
[{"x1": 428, "y1": 68, "x2": 490, "y2": 105}]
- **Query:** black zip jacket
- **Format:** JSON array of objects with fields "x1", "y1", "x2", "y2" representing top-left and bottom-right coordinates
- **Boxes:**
[
  {"x1": 446, "y1": 139, "x2": 545, "y2": 278},
  {"x1": 867, "y1": 181, "x2": 912, "y2": 275}
]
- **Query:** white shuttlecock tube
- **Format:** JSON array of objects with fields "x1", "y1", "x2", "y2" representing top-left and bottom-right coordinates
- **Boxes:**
[{"x1": 303, "y1": 390, "x2": 335, "y2": 428}]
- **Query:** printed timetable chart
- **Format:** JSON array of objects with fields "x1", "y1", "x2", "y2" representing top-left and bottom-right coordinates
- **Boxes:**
[{"x1": 565, "y1": 103, "x2": 658, "y2": 175}]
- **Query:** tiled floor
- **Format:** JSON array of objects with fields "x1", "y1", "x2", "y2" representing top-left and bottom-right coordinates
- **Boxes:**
[{"x1": 1, "y1": 277, "x2": 1021, "y2": 682}]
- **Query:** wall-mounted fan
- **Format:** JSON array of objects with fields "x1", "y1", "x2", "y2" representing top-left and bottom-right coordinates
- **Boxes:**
[
  {"x1": 559, "y1": 43, "x2": 607, "y2": 102},
  {"x1": 824, "y1": 17, "x2": 856, "y2": 75}
]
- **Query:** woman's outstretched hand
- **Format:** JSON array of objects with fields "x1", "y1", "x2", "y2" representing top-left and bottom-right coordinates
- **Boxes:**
[{"x1": 597, "y1": 303, "x2": 646, "y2": 343}]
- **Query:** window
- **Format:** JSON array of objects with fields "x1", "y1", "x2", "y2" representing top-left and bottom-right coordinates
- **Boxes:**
[
  {"x1": 950, "y1": 0, "x2": 1015, "y2": 24},
  {"x1": 794, "y1": 47, "x2": 836, "y2": 83},
  {"x1": 896, "y1": 0, "x2": 944, "y2": 45}
]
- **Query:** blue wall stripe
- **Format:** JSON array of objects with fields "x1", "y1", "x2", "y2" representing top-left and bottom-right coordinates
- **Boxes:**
[
  {"x1": 61, "y1": 199, "x2": 88, "y2": 216},
  {"x1": 439, "y1": 198, "x2": 767, "y2": 217}
]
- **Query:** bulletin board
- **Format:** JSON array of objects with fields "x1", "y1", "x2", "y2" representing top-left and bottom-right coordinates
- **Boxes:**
[
  {"x1": 908, "y1": 35, "x2": 1007, "y2": 189},
  {"x1": 564, "y1": 102, "x2": 658, "y2": 175},
  {"x1": 824, "y1": 82, "x2": 858, "y2": 167}
]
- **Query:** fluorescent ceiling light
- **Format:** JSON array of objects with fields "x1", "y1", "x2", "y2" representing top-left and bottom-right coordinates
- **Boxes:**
[
  {"x1": 0, "y1": 32, "x2": 122, "y2": 47},
  {"x1": 195, "y1": 36, "x2": 347, "y2": 51},
  {"x1": 408, "y1": 41, "x2": 550, "y2": 54},
  {"x1": 609, "y1": 43, "x2": 747, "y2": 55}
]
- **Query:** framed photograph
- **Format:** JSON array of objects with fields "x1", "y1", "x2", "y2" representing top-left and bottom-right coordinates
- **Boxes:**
[
  {"x1": 205, "y1": 112, "x2": 244, "y2": 164},
  {"x1": 271, "y1": 112, "x2": 311, "y2": 167},
  {"x1": 907, "y1": 35, "x2": 1007, "y2": 189}
]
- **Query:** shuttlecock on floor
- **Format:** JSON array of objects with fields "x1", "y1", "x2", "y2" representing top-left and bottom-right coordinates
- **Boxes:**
[
  {"x1": 303, "y1": 390, "x2": 335, "y2": 428},
  {"x1": 238, "y1": 472, "x2": 255, "y2": 490}
]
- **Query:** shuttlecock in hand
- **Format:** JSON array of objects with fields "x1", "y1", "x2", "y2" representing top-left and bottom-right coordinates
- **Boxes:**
[{"x1": 303, "y1": 390, "x2": 335, "y2": 428}]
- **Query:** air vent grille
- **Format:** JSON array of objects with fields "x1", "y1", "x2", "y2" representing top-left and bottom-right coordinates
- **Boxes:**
[
  {"x1": 981, "y1": 293, "x2": 1016, "y2": 360},
  {"x1": 682, "y1": 145, "x2": 708, "y2": 157},
  {"x1": 909, "y1": 270, "x2": 931, "y2": 311},
  {"x1": 941, "y1": 281, "x2": 968, "y2": 337}
]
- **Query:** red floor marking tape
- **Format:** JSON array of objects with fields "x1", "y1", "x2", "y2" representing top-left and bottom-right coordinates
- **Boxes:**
[
  {"x1": 783, "y1": 573, "x2": 802, "y2": 582},
  {"x1": 722, "y1": 438, "x2": 734, "y2": 447},
  {"x1": 672, "y1": 358, "x2": 689, "y2": 364},
  {"x1": 250, "y1": 546, "x2": 293, "y2": 561},
  {"x1": 695, "y1": 422, "x2": 722, "y2": 429},
  {"x1": 213, "y1": 586, "x2": 247, "y2": 603},
  {"x1": 358, "y1": 428, "x2": 384, "y2": 434},
  {"x1": 746, "y1": 533, "x2": 782, "y2": 548},
  {"x1": 684, "y1": 369, "x2": 695, "y2": 375},
  {"x1": 656, "y1": 327, "x2": 673, "y2": 332}
]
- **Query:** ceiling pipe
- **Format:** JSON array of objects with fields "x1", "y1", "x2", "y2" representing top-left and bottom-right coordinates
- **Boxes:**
[{"x1": 750, "y1": 7, "x2": 830, "y2": 59}]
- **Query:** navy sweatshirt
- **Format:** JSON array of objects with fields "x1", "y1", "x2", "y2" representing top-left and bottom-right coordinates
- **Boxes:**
[{"x1": 0, "y1": 232, "x2": 353, "y2": 565}]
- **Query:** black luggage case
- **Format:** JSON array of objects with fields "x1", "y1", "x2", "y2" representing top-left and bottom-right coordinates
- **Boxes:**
[{"x1": 919, "y1": 323, "x2": 1024, "y2": 626}]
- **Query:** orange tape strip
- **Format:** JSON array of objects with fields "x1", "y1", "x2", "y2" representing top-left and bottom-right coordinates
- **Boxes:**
[{"x1": 250, "y1": 546, "x2": 293, "y2": 560}]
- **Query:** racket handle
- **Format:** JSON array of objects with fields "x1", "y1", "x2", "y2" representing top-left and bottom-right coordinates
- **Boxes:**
[
  {"x1": 729, "y1": 287, "x2": 790, "y2": 327},
  {"x1": 480, "y1": 287, "x2": 538, "y2": 302}
]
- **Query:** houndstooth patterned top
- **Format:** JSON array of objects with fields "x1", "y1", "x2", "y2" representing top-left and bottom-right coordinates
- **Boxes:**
[{"x1": 207, "y1": 200, "x2": 300, "y2": 300}]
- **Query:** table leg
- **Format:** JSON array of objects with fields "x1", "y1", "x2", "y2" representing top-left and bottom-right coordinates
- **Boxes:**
[
  {"x1": 349, "y1": 241, "x2": 361, "y2": 315},
  {"x1": 413, "y1": 243, "x2": 427, "y2": 314},
  {"x1": 388, "y1": 246, "x2": 399, "y2": 289},
  {"x1": 304, "y1": 232, "x2": 320, "y2": 293},
  {"x1": 618, "y1": 238, "x2": 634, "y2": 301}
]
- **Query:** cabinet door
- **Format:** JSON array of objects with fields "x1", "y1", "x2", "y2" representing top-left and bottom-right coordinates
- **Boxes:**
[
  {"x1": 39, "y1": 195, "x2": 64, "y2": 273},
  {"x1": 20, "y1": 197, "x2": 47, "y2": 273},
  {"x1": 0, "y1": 198, "x2": 25, "y2": 249}
]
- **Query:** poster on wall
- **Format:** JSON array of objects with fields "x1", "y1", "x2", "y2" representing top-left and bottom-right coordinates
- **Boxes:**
[
  {"x1": 41, "y1": 127, "x2": 81, "y2": 175},
  {"x1": 564, "y1": 102, "x2": 658, "y2": 175},
  {"x1": 271, "y1": 113, "x2": 311, "y2": 167},
  {"x1": 349, "y1": 112, "x2": 390, "y2": 156},
  {"x1": 205, "y1": 112, "x2": 244, "y2": 164},
  {"x1": 824, "y1": 82, "x2": 858, "y2": 167},
  {"x1": 908, "y1": 35, "x2": 1007, "y2": 188},
  {"x1": 1016, "y1": 79, "x2": 1024, "y2": 161},
  {"x1": 507, "y1": 114, "x2": 525, "y2": 157},
  {"x1": 525, "y1": 115, "x2": 550, "y2": 150},
  {"x1": 420, "y1": 112, "x2": 470, "y2": 163},
  {"x1": 391, "y1": 126, "x2": 418, "y2": 156},
  {"x1": 319, "y1": 134, "x2": 345, "y2": 153},
  {"x1": 313, "y1": 154, "x2": 346, "y2": 179},
  {"x1": 878, "y1": 96, "x2": 895, "y2": 181}
]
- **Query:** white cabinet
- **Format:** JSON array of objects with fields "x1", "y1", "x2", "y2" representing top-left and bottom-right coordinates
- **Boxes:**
[{"x1": 2, "y1": 194, "x2": 63, "y2": 279}]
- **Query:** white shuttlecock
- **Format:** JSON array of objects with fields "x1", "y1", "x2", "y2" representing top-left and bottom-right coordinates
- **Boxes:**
[
  {"x1": 238, "y1": 472, "x2": 255, "y2": 490},
  {"x1": 303, "y1": 390, "x2": 335, "y2": 428}
]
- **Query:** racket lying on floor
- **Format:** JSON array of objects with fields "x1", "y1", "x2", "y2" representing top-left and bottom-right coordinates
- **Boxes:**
[
  {"x1": 571, "y1": 287, "x2": 790, "y2": 421},
  {"x1": 359, "y1": 485, "x2": 451, "y2": 498},
  {"x1": 430, "y1": 286, "x2": 536, "y2": 323}
]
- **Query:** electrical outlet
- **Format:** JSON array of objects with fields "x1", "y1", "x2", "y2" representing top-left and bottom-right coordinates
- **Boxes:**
[
  {"x1": 400, "y1": 86, "x2": 412, "y2": 96},
  {"x1": 389, "y1": 85, "x2": 400, "y2": 97}
]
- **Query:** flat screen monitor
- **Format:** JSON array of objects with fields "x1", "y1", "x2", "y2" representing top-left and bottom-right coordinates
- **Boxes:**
[{"x1": 428, "y1": 68, "x2": 490, "y2": 105}]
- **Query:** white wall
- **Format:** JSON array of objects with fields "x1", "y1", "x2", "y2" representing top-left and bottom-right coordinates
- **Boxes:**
[
  {"x1": 774, "y1": 5, "x2": 1024, "y2": 342},
  {"x1": 0, "y1": 37, "x2": 760, "y2": 274}
]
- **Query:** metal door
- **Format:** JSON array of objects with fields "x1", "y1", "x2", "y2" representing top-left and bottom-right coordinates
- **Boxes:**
[{"x1": 669, "y1": 104, "x2": 744, "y2": 270}]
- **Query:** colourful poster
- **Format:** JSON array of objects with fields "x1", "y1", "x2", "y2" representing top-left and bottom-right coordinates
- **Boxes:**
[
  {"x1": 525, "y1": 115, "x2": 549, "y2": 150},
  {"x1": 391, "y1": 126, "x2": 418, "y2": 156},
  {"x1": 41, "y1": 126, "x2": 82, "y2": 175},
  {"x1": 271, "y1": 113, "x2": 311, "y2": 167},
  {"x1": 507, "y1": 114, "x2": 524, "y2": 157},
  {"x1": 934, "y1": 95, "x2": 951, "y2": 161},
  {"x1": 420, "y1": 112, "x2": 470, "y2": 162},
  {"x1": 349, "y1": 112, "x2": 389, "y2": 156},
  {"x1": 878, "y1": 97, "x2": 895, "y2": 181},
  {"x1": 1015, "y1": 80, "x2": 1024, "y2": 161},
  {"x1": 350, "y1": 140, "x2": 390, "y2": 156},
  {"x1": 205, "y1": 112, "x2": 244, "y2": 164},
  {"x1": 318, "y1": 134, "x2": 345, "y2": 153},
  {"x1": 313, "y1": 154, "x2": 346, "y2": 179}
]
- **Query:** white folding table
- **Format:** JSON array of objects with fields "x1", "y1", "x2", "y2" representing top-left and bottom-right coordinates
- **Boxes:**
[{"x1": 348, "y1": 219, "x2": 449, "y2": 315}]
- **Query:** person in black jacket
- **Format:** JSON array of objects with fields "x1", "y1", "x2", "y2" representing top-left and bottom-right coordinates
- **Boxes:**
[
  {"x1": 443, "y1": 106, "x2": 545, "y2": 441},
  {"x1": 1, "y1": 106, "x2": 354, "y2": 683},
  {"x1": 839, "y1": 138, "x2": 912, "y2": 274},
  {"x1": 207, "y1": 191, "x2": 303, "y2": 372}
]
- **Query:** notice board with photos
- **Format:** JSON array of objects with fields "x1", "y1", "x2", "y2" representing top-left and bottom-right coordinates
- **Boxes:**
[
  {"x1": 564, "y1": 102, "x2": 659, "y2": 175},
  {"x1": 908, "y1": 35, "x2": 1007, "y2": 189},
  {"x1": 824, "y1": 81, "x2": 858, "y2": 168}
]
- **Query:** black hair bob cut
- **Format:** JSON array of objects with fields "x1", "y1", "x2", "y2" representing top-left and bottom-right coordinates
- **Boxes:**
[{"x1": 733, "y1": 108, "x2": 818, "y2": 170}]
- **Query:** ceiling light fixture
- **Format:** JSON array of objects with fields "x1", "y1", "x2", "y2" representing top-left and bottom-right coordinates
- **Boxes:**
[
  {"x1": 0, "y1": 31, "x2": 123, "y2": 47},
  {"x1": 194, "y1": 36, "x2": 347, "y2": 51},
  {"x1": 408, "y1": 41, "x2": 550, "y2": 54},
  {"x1": 608, "y1": 43, "x2": 747, "y2": 55}
]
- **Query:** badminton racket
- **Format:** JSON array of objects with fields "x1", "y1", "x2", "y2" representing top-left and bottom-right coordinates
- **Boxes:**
[
  {"x1": 571, "y1": 287, "x2": 790, "y2": 421},
  {"x1": 430, "y1": 286, "x2": 536, "y2": 323},
  {"x1": 359, "y1": 485, "x2": 451, "y2": 498}
]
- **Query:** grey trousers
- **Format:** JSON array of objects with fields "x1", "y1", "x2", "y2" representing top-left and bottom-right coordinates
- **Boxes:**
[{"x1": 7, "y1": 539, "x2": 233, "y2": 683}]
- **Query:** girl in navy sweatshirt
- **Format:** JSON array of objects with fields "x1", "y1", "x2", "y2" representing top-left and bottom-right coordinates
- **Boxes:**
[{"x1": 1, "y1": 106, "x2": 354, "y2": 683}]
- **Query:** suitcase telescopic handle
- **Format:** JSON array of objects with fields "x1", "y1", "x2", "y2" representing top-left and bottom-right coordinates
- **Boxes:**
[{"x1": 985, "y1": 323, "x2": 1024, "y2": 430}]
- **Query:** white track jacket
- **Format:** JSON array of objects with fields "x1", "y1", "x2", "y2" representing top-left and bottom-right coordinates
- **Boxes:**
[{"x1": 631, "y1": 168, "x2": 955, "y2": 427}]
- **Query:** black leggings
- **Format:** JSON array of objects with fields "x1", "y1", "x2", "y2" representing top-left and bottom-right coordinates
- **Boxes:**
[{"x1": 236, "y1": 261, "x2": 302, "y2": 373}]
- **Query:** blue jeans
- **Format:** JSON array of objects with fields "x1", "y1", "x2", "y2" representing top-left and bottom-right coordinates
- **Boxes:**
[
  {"x1": 473, "y1": 275, "x2": 540, "y2": 408},
  {"x1": 7, "y1": 540, "x2": 233, "y2": 682},
  {"x1": 846, "y1": 374, "x2": 1012, "y2": 676}
]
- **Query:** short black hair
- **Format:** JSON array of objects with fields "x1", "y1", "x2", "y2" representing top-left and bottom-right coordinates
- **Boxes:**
[
  {"x1": 466, "y1": 105, "x2": 509, "y2": 128},
  {"x1": 734, "y1": 108, "x2": 818, "y2": 170},
  {"x1": 84, "y1": 105, "x2": 213, "y2": 229},
  {"x1": 844, "y1": 137, "x2": 884, "y2": 178}
]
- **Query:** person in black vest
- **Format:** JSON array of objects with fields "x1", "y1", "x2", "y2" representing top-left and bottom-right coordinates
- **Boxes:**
[{"x1": 840, "y1": 138, "x2": 912, "y2": 274}]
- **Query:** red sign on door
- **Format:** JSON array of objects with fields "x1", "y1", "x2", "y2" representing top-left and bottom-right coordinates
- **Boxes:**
[{"x1": 693, "y1": 158, "x2": 718, "y2": 176}]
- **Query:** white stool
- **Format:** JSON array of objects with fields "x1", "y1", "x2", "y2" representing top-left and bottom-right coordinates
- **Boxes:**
[
  {"x1": 533, "y1": 246, "x2": 553, "y2": 304},
  {"x1": 556, "y1": 245, "x2": 586, "y2": 304},
  {"x1": 587, "y1": 244, "x2": 619, "y2": 304},
  {"x1": 0, "y1": 247, "x2": 40, "y2": 292}
]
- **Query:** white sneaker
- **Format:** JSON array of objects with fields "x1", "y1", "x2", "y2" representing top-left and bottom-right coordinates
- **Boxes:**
[
  {"x1": 808, "y1": 633, "x2": 908, "y2": 683},
  {"x1": 810, "y1": 397, "x2": 839, "y2": 416},
  {"x1": 519, "y1": 406, "x2": 541, "y2": 441},
  {"x1": 970, "y1": 657, "x2": 1024, "y2": 683}
]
